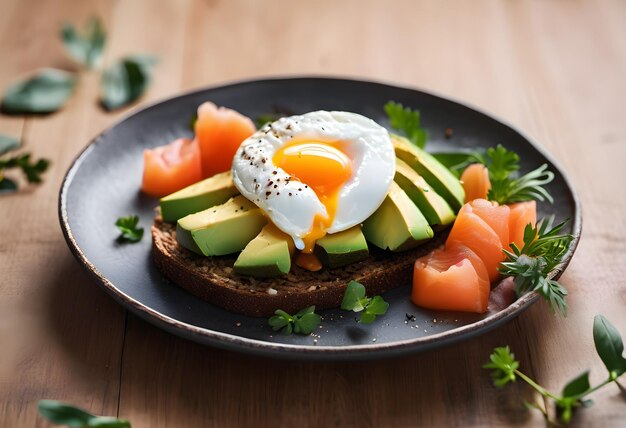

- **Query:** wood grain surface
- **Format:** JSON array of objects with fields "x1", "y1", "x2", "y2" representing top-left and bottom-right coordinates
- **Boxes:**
[{"x1": 1, "y1": 0, "x2": 625, "y2": 427}]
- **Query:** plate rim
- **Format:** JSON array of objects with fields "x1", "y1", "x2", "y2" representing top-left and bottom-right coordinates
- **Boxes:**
[{"x1": 58, "y1": 75, "x2": 582, "y2": 360}]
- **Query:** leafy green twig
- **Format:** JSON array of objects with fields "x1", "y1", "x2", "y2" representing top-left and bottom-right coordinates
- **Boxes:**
[
  {"x1": 0, "y1": 137, "x2": 50, "y2": 192},
  {"x1": 499, "y1": 217, "x2": 574, "y2": 316},
  {"x1": 38, "y1": 400, "x2": 130, "y2": 427},
  {"x1": 115, "y1": 215, "x2": 144, "y2": 243},
  {"x1": 484, "y1": 315, "x2": 626, "y2": 425},
  {"x1": 341, "y1": 280, "x2": 389, "y2": 324},
  {"x1": 268, "y1": 306, "x2": 321, "y2": 335},
  {"x1": 384, "y1": 101, "x2": 427, "y2": 148}
]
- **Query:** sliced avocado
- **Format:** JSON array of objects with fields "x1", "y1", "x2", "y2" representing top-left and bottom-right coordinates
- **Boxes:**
[
  {"x1": 176, "y1": 195, "x2": 266, "y2": 256},
  {"x1": 234, "y1": 224, "x2": 295, "y2": 278},
  {"x1": 160, "y1": 171, "x2": 239, "y2": 222},
  {"x1": 362, "y1": 182, "x2": 434, "y2": 252},
  {"x1": 392, "y1": 134, "x2": 465, "y2": 211},
  {"x1": 314, "y1": 226, "x2": 369, "y2": 268},
  {"x1": 394, "y1": 157, "x2": 456, "y2": 229}
]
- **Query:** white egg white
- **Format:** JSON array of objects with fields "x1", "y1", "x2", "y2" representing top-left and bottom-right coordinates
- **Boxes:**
[{"x1": 231, "y1": 111, "x2": 395, "y2": 249}]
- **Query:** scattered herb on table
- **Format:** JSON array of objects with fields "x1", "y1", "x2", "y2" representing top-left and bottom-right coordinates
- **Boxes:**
[
  {"x1": 499, "y1": 216, "x2": 574, "y2": 316},
  {"x1": 268, "y1": 305, "x2": 321, "y2": 335},
  {"x1": 115, "y1": 215, "x2": 144, "y2": 243},
  {"x1": 38, "y1": 399, "x2": 131, "y2": 427},
  {"x1": 341, "y1": 280, "x2": 389, "y2": 324},
  {"x1": 384, "y1": 101, "x2": 427, "y2": 148},
  {"x1": 0, "y1": 135, "x2": 50, "y2": 193},
  {"x1": 484, "y1": 314, "x2": 626, "y2": 425},
  {"x1": 1, "y1": 16, "x2": 155, "y2": 115},
  {"x1": 61, "y1": 16, "x2": 106, "y2": 69},
  {"x1": 1, "y1": 69, "x2": 78, "y2": 114},
  {"x1": 100, "y1": 55, "x2": 158, "y2": 111}
]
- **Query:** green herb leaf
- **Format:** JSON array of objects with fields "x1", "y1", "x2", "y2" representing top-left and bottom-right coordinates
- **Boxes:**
[
  {"x1": 485, "y1": 145, "x2": 519, "y2": 181},
  {"x1": 115, "y1": 215, "x2": 144, "y2": 242},
  {"x1": 340, "y1": 280, "x2": 389, "y2": 324},
  {"x1": 61, "y1": 16, "x2": 106, "y2": 68},
  {"x1": 38, "y1": 400, "x2": 94, "y2": 426},
  {"x1": 268, "y1": 306, "x2": 321, "y2": 335},
  {"x1": 255, "y1": 113, "x2": 279, "y2": 129},
  {"x1": 0, "y1": 177, "x2": 17, "y2": 193},
  {"x1": 561, "y1": 371, "x2": 591, "y2": 398},
  {"x1": 0, "y1": 133, "x2": 20, "y2": 156},
  {"x1": 1, "y1": 68, "x2": 77, "y2": 114},
  {"x1": 100, "y1": 56, "x2": 157, "y2": 111},
  {"x1": 38, "y1": 400, "x2": 130, "y2": 427},
  {"x1": 341, "y1": 280, "x2": 366, "y2": 311},
  {"x1": 499, "y1": 218, "x2": 573, "y2": 316},
  {"x1": 593, "y1": 315, "x2": 626, "y2": 379},
  {"x1": 0, "y1": 153, "x2": 50, "y2": 184},
  {"x1": 188, "y1": 113, "x2": 198, "y2": 131},
  {"x1": 384, "y1": 101, "x2": 427, "y2": 148},
  {"x1": 483, "y1": 346, "x2": 519, "y2": 387}
]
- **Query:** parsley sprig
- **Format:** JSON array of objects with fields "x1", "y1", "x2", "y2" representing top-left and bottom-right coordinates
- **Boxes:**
[
  {"x1": 115, "y1": 215, "x2": 144, "y2": 243},
  {"x1": 268, "y1": 306, "x2": 321, "y2": 335},
  {"x1": 484, "y1": 315, "x2": 626, "y2": 425},
  {"x1": 341, "y1": 280, "x2": 389, "y2": 324},
  {"x1": 483, "y1": 145, "x2": 554, "y2": 204},
  {"x1": 499, "y1": 217, "x2": 574, "y2": 316},
  {"x1": 38, "y1": 400, "x2": 130, "y2": 427},
  {"x1": 433, "y1": 144, "x2": 555, "y2": 204},
  {"x1": 384, "y1": 101, "x2": 427, "y2": 148}
]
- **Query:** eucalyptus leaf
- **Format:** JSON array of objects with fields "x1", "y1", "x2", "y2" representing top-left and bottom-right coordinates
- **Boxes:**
[
  {"x1": 61, "y1": 16, "x2": 106, "y2": 68},
  {"x1": 2, "y1": 68, "x2": 77, "y2": 114},
  {"x1": 0, "y1": 133, "x2": 20, "y2": 155},
  {"x1": 100, "y1": 56, "x2": 157, "y2": 111},
  {"x1": 38, "y1": 400, "x2": 95, "y2": 426},
  {"x1": 593, "y1": 315, "x2": 626, "y2": 378}
]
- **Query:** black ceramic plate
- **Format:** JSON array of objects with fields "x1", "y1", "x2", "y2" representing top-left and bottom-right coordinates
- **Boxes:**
[{"x1": 59, "y1": 77, "x2": 581, "y2": 360}]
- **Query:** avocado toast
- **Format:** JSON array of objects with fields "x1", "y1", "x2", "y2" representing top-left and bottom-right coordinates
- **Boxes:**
[{"x1": 151, "y1": 133, "x2": 464, "y2": 317}]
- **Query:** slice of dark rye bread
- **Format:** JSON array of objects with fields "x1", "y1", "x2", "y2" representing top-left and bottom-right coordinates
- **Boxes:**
[{"x1": 152, "y1": 215, "x2": 449, "y2": 317}]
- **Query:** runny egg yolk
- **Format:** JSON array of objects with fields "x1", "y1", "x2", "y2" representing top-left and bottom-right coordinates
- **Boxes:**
[{"x1": 272, "y1": 140, "x2": 352, "y2": 253}]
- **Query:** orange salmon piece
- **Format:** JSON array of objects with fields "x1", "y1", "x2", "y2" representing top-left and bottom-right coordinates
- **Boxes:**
[
  {"x1": 141, "y1": 138, "x2": 202, "y2": 197},
  {"x1": 461, "y1": 163, "x2": 491, "y2": 202},
  {"x1": 508, "y1": 200, "x2": 537, "y2": 250},
  {"x1": 412, "y1": 243, "x2": 490, "y2": 313},
  {"x1": 446, "y1": 204, "x2": 504, "y2": 282},
  {"x1": 195, "y1": 102, "x2": 256, "y2": 178}
]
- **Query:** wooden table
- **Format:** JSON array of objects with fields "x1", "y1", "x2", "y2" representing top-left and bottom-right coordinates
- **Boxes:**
[{"x1": 2, "y1": 0, "x2": 625, "y2": 426}]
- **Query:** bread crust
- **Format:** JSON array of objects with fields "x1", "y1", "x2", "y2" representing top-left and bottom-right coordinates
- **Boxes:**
[{"x1": 152, "y1": 216, "x2": 448, "y2": 317}]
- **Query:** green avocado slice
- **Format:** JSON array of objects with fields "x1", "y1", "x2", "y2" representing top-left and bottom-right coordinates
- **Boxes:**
[
  {"x1": 362, "y1": 181, "x2": 433, "y2": 252},
  {"x1": 176, "y1": 195, "x2": 266, "y2": 256},
  {"x1": 234, "y1": 224, "x2": 295, "y2": 278},
  {"x1": 394, "y1": 157, "x2": 456, "y2": 229},
  {"x1": 160, "y1": 171, "x2": 239, "y2": 222},
  {"x1": 392, "y1": 134, "x2": 465, "y2": 211},
  {"x1": 314, "y1": 225, "x2": 369, "y2": 268}
]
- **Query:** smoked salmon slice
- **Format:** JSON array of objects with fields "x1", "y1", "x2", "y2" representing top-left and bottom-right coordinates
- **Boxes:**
[
  {"x1": 446, "y1": 203, "x2": 505, "y2": 282},
  {"x1": 195, "y1": 102, "x2": 256, "y2": 178},
  {"x1": 412, "y1": 242, "x2": 490, "y2": 313},
  {"x1": 465, "y1": 199, "x2": 511, "y2": 249},
  {"x1": 461, "y1": 163, "x2": 491, "y2": 202},
  {"x1": 141, "y1": 138, "x2": 203, "y2": 197},
  {"x1": 508, "y1": 200, "x2": 537, "y2": 250}
]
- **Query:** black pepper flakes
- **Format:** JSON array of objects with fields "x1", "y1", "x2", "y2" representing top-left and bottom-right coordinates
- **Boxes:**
[
  {"x1": 272, "y1": 170, "x2": 278, "y2": 175},
  {"x1": 266, "y1": 191, "x2": 272, "y2": 196}
]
